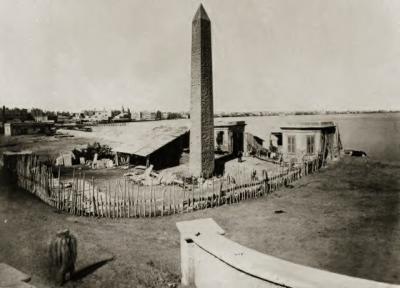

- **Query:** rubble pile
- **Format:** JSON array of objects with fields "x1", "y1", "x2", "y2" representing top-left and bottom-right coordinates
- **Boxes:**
[{"x1": 123, "y1": 165, "x2": 187, "y2": 187}]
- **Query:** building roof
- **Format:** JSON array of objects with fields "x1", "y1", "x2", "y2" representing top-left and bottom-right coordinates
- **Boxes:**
[
  {"x1": 114, "y1": 120, "x2": 246, "y2": 156},
  {"x1": 101, "y1": 125, "x2": 189, "y2": 157},
  {"x1": 61, "y1": 119, "x2": 247, "y2": 158},
  {"x1": 280, "y1": 121, "x2": 336, "y2": 130},
  {"x1": 62, "y1": 122, "x2": 190, "y2": 158},
  {"x1": 215, "y1": 120, "x2": 246, "y2": 128},
  {"x1": 126, "y1": 126, "x2": 189, "y2": 157}
]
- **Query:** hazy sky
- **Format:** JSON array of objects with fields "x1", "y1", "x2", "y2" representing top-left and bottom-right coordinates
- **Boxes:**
[{"x1": 1, "y1": 0, "x2": 400, "y2": 112}]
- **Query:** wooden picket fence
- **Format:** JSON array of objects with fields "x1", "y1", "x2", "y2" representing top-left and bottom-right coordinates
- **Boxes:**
[{"x1": 14, "y1": 154, "x2": 321, "y2": 218}]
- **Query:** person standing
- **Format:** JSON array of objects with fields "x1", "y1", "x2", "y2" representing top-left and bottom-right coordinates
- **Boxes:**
[{"x1": 238, "y1": 150, "x2": 243, "y2": 162}]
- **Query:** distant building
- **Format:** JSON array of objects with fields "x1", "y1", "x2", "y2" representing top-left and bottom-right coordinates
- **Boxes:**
[
  {"x1": 72, "y1": 113, "x2": 83, "y2": 122},
  {"x1": 85, "y1": 110, "x2": 111, "y2": 123},
  {"x1": 33, "y1": 115, "x2": 48, "y2": 122},
  {"x1": 140, "y1": 111, "x2": 156, "y2": 121},
  {"x1": 2, "y1": 108, "x2": 30, "y2": 122},
  {"x1": 161, "y1": 112, "x2": 169, "y2": 120},
  {"x1": 112, "y1": 111, "x2": 131, "y2": 122},
  {"x1": 57, "y1": 115, "x2": 72, "y2": 123},
  {"x1": 131, "y1": 111, "x2": 141, "y2": 121},
  {"x1": 4, "y1": 122, "x2": 55, "y2": 136}
]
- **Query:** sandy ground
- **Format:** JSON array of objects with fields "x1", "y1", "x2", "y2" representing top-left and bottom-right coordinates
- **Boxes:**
[
  {"x1": 0, "y1": 157, "x2": 399, "y2": 287},
  {"x1": 0, "y1": 134, "x2": 90, "y2": 159}
]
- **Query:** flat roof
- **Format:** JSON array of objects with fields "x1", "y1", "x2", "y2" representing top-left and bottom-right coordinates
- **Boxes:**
[
  {"x1": 215, "y1": 120, "x2": 246, "y2": 127},
  {"x1": 280, "y1": 121, "x2": 336, "y2": 130}
]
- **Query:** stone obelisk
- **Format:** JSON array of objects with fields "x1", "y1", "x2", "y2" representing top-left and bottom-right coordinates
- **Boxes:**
[{"x1": 189, "y1": 4, "x2": 214, "y2": 178}]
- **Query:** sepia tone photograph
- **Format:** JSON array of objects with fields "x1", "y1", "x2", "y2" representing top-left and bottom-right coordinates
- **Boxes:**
[{"x1": 0, "y1": 1, "x2": 399, "y2": 287}]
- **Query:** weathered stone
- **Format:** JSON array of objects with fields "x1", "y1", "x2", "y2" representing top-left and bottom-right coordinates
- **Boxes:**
[{"x1": 190, "y1": 4, "x2": 215, "y2": 178}]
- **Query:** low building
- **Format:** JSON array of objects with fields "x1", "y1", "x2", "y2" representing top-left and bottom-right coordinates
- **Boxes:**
[
  {"x1": 33, "y1": 115, "x2": 48, "y2": 122},
  {"x1": 72, "y1": 113, "x2": 84, "y2": 122},
  {"x1": 112, "y1": 126, "x2": 190, "y2": 169},
  {"x1": 112, "y1": 112, "x2": 131, "y2": 122},
  {"x1": 161, "y1": 112, "x2": 169, "y2": 120},
  {"x1": 4, "y1": 121, "x2": 56, "y2": 136},
  {"x1": 272, "y1": 121, "x2": 342, "y2": 164},
  {"x1": 83, "y1": 110, "x2": 111, "y2": 123},
  {"x1": 57, "y1": 115, "x2": 73, "y2": 123},
  {"x1": 140, "y1": 111, "x2": 157, "y2": 121},
  {"x1": 2, "y1": 107, "x2": 30, "y2": 122},
  {"x1": 131, "y1": 111, "x2": 141, "y2": 121},
  {"x1": 75, "y1": 120, "x2": 247, "y2": 171}
]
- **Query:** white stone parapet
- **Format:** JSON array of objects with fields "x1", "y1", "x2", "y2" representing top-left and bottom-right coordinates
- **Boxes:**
[{"x1": 176, "y1": 218, "x2": 400, "y2": 288}]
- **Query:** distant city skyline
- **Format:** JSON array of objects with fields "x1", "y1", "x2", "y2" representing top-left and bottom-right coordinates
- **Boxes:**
[{"x1": 1, "y1": 0, "x2": 400, "y2": 112}]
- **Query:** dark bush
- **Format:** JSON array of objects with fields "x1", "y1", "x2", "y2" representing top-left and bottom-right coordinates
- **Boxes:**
[{"x1": 72, "y1": 142, "x2": 114, "y2": 162}]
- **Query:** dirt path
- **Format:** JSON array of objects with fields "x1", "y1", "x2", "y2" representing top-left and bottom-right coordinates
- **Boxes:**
[{"x1": 0, "y1": 158, "x2": 399, "y2": 287}]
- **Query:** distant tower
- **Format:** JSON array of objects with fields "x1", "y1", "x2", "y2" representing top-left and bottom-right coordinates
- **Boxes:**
[{"x1": 189, "y1": 4, "x2": 214, "y2": 178}]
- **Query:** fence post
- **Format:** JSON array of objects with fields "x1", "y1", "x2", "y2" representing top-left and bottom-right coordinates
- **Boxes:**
[
  {"x1": 109, "y1": 185, "x2": 112, "y2": 218},
  {"x1": 112, "y1": 181, "x2": 115, "y2": 218},
  {"x1": 154, "y1": 182, "x2": 158, "y2": 217},
  {"x1": 135, "y1": 184, "x2": 138, "y2": 217},
  {"x1": 127, "y1": 181, "x2": 131, "y2": 218},
  {"x1": 192, "y1": 180, "x2": 195, "y2": 212},
  {"x1": 211, "y1": 180, "x2": 214, "y2": 208},
  {"x1": 123, "y1": 184, "x2": 126, "y2": 218},
  {"x1": 74, "y1": 174, "x2": 78, "y2": 215},
  {"x1": 99, "y1": 194, "x2": 104, "y2": 217},
  {"x1": 173, "y1": 182, "x2": 176, "y2": 213},
  {"x1": 182, "y1": 186, "x2": 185, "y2": 214},
  {"x1": 73, "y1": 173, "x2": 77, "y2": 215},
  {"x1": 161, "y1": 187, "x2": 165, "y2": 216},
  {"x1": 148, "y1": 184, "x2": 152, "y2": 218},
  {"x1": 82, "y1": 173, "x2": 85, "y2": 216},
  {"x1": 142, "y1": 185, "x2": 145, "y2": 217},
  {"x1": 96, "y1": 185, "x2": 100, "y2": 218},
  {"x1": 148, "y1": 185, "x2": 151, "y2": 217},
  {"x1": 218, "y1": 181, "x2": 222, "y2": 206},
  {"x1": 57, "y1": 166, "x2": 61, "y2": 211}
]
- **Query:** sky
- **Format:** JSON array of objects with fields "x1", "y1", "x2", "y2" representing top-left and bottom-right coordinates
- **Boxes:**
[{"x1": 0, "y1": 0, "x2": 400, "y2": 113}]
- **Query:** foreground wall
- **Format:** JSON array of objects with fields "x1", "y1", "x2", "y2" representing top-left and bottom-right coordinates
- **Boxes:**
[{"x1": 176, "y1": 218, "x2": 400, "y2": 288}]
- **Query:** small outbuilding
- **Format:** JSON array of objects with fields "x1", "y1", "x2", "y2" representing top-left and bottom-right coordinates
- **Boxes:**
[
  {"x1": 4, "y1": 121, "x2": 55, "y2": 136},
  {"x1": 275, "y1": 121, "x2": 342, "y2": 164},
  {"x1": 214, "y1": 121, "x2": 246, "y2": 156},
  {"x1": 111, "y1": 126, "x2": 190, "y2": 170}
]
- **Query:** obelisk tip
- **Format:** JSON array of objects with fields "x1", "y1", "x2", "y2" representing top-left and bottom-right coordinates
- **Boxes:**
[{"x1": 193, "y1": 4, "x2": 210, "y2": 22}]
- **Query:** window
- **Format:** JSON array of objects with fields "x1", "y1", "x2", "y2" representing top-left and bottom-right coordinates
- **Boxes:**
[
  {"x1": 216, "y1": 131, "x2": 224, "y2": 146},
  {"x1": 216, "y1": 131, "x2": 224, "y2": 153},
  {"x1": 288, "y1": 135, "x2": 296, "y2": 153},
  {"x1": 306, "y1": 135, "x2": 315, "y2": 154}
]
